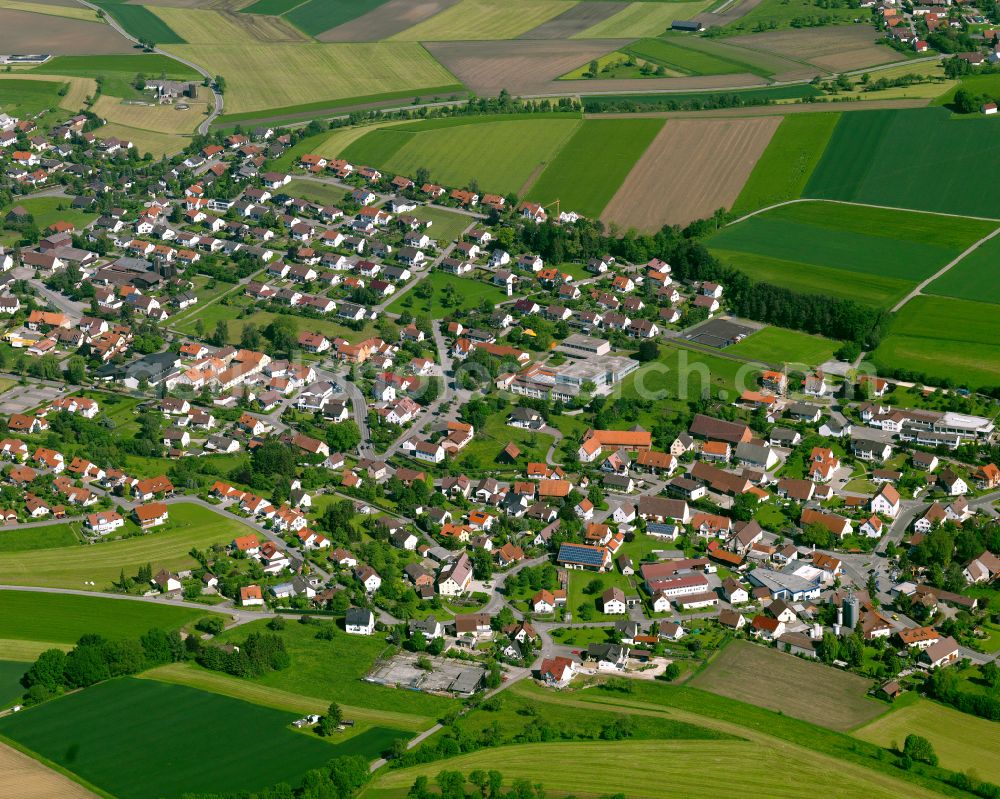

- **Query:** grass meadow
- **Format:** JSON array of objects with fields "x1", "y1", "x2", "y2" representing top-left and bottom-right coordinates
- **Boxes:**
[
  {"x1": 285, "y1": 0, "x2": 394, "y2": 36},
  {"x1": 727, "y1": 326, "x2": 839, "y2": 366},
  {"x1": 1, "y1": 196, "x2": 98, "y2": 231},
  {"x1": 624, "y1": 36, "x2": 773, "y2": 77},
  {"x1": 0, "y1": 503, "x2": 249, "y2": 590},
  {"x1": 807, "y1": 107, "x2": 1000, "y2": 218},
  {"x1": 385, "y1": 271, "x2": 508, "y2": 317},
  {"x1": 925, "y1": 230, "x2": 1000, "y2": 305},
  {"x1": 0, "y1": 590, "x2": 217, "y2": 645},
  {"x1": 872, "y1": 295, "x2": 1000, "y2": 388},
  {"x1": 0, "y1": 523, "x2": 80, "y2": 552},
  {"x1": 0, "y1": 79, "x2": 66, "y2": 120},
  {"x1": 854, "y1": 696, "x2": 1000, "y2": 784},
  {"x1": 0, "y1": 660, "x2": 28, "y2": 707},
  {"x1": 526, "y1": 118, "x2": 663, "y2": 218},
  {"x1": 0, "y1": 678, "x2": 396, "y2": 799},
  {"x1": 732, "y1": 113, "x2": 840, "y2": 213},
  {"x1": 707, "y1": 201, "x2": 994, "y2": 307},
  {"x1": 88, "y1": 0, "x2": 185, "y2": 44},
  {"x1": 574, "y1": 1, "x2": 715, "y2": 38},
  {"x1": 32, "y1": 54, "x2": 200, "y2": 100},
  {"x1": 342, "y1": 115, "x2": 583, "y2": 195}
]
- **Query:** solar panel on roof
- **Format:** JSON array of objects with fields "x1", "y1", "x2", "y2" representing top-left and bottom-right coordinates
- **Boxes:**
[{"x1": 557, "y1": 543, "x2": 604, "y2": 566}]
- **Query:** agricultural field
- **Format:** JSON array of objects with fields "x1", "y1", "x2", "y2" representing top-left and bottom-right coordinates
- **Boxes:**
[
  {"x1": 582, "y1": 82, "x2": 820, "y2": 110},
  {"x1": 0, "y1": 590, "x2": 218, "y2": 645},
  {"x1": 163, "y1": 42, "x2": 461, "y2": 116},
  {"x1": 854, "y1": 697, "x2": 1000, "y2": 784},
  {"x1": 0, "y1": 73, "x2": 95, "y2": 115},
  {"x1": 732, "y1": 113, "x2": 840, "y2": 214},
  {"x1": 0, "y1": 8, "x2": 135, "y2": 55},
  {"x1": 390, "y1": 0, "x2": 577, "y2": 41},
  {"x1": 707, "y1": 201, "x2": 996, "y2": 307},
  {"x1": 934, "y1": 72, "x2": 1000, "y2": 108},
  {"x1": 601, "y1": 116, "x2": 779, "y2": 230},
  {"x1": 0, "y1": 196, "x2": 98, "y2": 231},
  {"x1": 0, "y1": 660, "x2": 28, "y2": 707},
  {"x1": 283, "y1": 0, "x2": 393, "y2": 37},
  {"x1": 871, "y1": 295, "x2": 1000, "y2": 389},
  {"x1": 0, "y1": 0, "x2": 100, "y2": 22},
  {"x1": 150, "y1": 6, "x2": 307, "y2": 43},
  {"x1": 720, "y1": 0, "x2": 868, "y2": 34},
  {"x1": 243, "y1": 0, "x2": 306, "y2": 13},
  {"x1": 0, "y1": 678, "x2": 385, "y2": 799},
  {"x1": 0, "y1": 742, "x2": 97, "y2": 799},
  {"x1": 386, "y1": 272, "x2": 509, "y2": 317},
  {"x1": 727, "y1": 26, "x2": 899, "y2": 73},
  {"x1": 925, "y1": 230, "x2": 1000, "y2": 305},
  {"x1": 88, "y1": 0, "x2": 186, "y2": 44},
  {"x1": 689, "y1": 640, "x2": 886, "y2": 731},
  {"x1": 574, "y1": 0, "x2": 716, "y2": 38},
  {"x1": 727, "y1": 325, "x2": 840, "y2": 366},
  {"x1": 315, "y1": 0, "x2": 460, "y2": 43},
  {"x1": 93, "y1": 92, "x2": 208, "y2": 134},
  {"x1": 519, "y1": 1, "x2": 630, "y2": 39},
  {"x1": 527, "y1": 118, "x2": 663, "y2": 218},
  {"x1": 31, "y1": 54, "x2": 201, "y2": 101},
  {"x1": 0, "y1": 79, "x2": 68, "y2": 121},
  {"x1": 0, "y1": 503, "x2": 252, "y2": 590},
  {"x1": 806, "y1": 107, "x2": 1000, "y2": 218},
  {"x1": 342, "y1": 115, "x2": 583, "y2": 196},
  {"x1": 0, "y1": 523, "x2": 80, "y2": 553}
]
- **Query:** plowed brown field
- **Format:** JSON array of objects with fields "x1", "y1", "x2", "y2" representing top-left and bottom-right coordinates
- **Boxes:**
[
  {"x1": 601, "y1": 115, "x2": 779, "y2": 230},
  {"x1": 0, "y1": 742, "x2": 97, "y2": 799}
]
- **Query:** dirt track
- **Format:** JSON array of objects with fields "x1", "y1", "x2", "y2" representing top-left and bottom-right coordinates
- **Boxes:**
[
  {"x1": 600, "y1": 115, "x2": 780, "y2": 230},
  {"x1": 0, "y1": 8, "x2": 134, "y2": 53},
  {"x1": 317, "y1": 0, "x2": 460, "y2": 42},
  {"x1": 0, "y1": 742, "x2": 98, "y2": 798}
]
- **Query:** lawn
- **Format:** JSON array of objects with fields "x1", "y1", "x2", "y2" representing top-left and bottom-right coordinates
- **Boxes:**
[
  {"x1": 726, "y1": 326, "x2": 840, "y2": 367},
  {"x1": 689, "y1": 639, "x2": 887, "y2": 732},
  {"x1": 854, "y1": 697, "x2": 1000, "y2": 784},
  {"x1": 285, "y1": 178, "x2": 348, "y2": 206},
  {"x1": 211, "y1": 619, "x2": 453, "y2": 720},
  {"x1": 574, "y1": 1, "x2": 715, "y2": 38},
  {"x1": 391, "y1": 0, "x2": 576, "y2": 40},
  {"x1": 409, "y1": 205, "x2": 471, "y2": 243},
  {"x1": 567, "y1": 568, "x2": 635, "y2": 622},
  {"x1": 732, "y1": 113, "x2": 840, "y2": 214},
  {"x1": 0, "y1": 678, "x2": 400, "y2": 799},
  {"x1": 925, "y1": 229, "x2": 1000, "y2": 305},
  {"x1": 1, "y1": 196, "x2": 97, "y2": 232},
  {"x1": 163, "y1": 42, "x2": 461, "y2": 115},
  {"x1": 806, "y1": 107, "x2": 1000, "y2": 219},
  {"x1": 708, "y1": 201, "x2": 994, "y2": 307},
  {"x1": 0, "y1": 523, "x2": 79, "y2": 553},
  {"x1": 385, "y1": 271, "x2": 508, "y2": 318},
  {"x1": 0, "y1": 503, "x2": 252, "y2": 590},
  {"x1": 526, "y1": 118, "x2": 664, "y2": 218},
  {"x1": 0, "y1": 590, "x2": 217, "y2": 644},
  {"x1": 618, "y1": 341, "x2": 752, "y2": 406},
  {"x1": 452, "y1": 413, "x2": 554, "y2": 472},
  {"x1": 933, "y1": 73, "x2": 1000, "y2": 109},
  {"x1": 342, "y1": 116, "x2": 583, "y2": 196},
  {"x1": 0, "y1": 660, "x2": 28, "y2": 708},
  {"x1": 871, "y1": 295, "x2": 1000, "y2": 390}
]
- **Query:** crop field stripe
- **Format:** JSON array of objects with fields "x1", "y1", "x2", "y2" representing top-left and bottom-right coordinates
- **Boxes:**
[
  {"x1": 284, "y1": 0, "x2": 394, "y2": 37},
  {"x1": 623, "y1": 37, "x2": 772, "y2": 77},
  {"x1": 242, "y1": 0, "x2": 308, "y2": 14},
  {"x1": 0, "y1": 0, "x2": 99, "y2": 23},
  {"x1": 526, "y1": 117, "x2": 663, "y2": 218},
  {"x1": 389, "y1": 0, "x2": 578, "y2": 41},
  {"x1": 732, "y1": 112, "x2": 839, "y2": 213},
  {"x1": 90, "y1": 1, "x2": 185, "y2": 44},
  {"x1": 925, "y1": 229, "x2": 1000, "y2": 305},
  {"x1": 804, "y1": 109, "x2": 895, "y2": 201},
  {"x1": 0, "y1": 739, "x2": 106, "y2": 799},
  {"x1": 573, "y1": 1, "x2": 715, "y2": 38}
]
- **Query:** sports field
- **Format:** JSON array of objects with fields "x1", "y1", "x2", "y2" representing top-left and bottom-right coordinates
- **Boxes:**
[
  {"x1": 0, "y1": 590, "x2": 218, "y2": 645},
  {"x1": 343, "y1": 115, "x2": 581, "y2": 195},
  {"x1": 690, "y1": 640, "x2": 886, "y2": 731},
  {"x1": 391, "y1": 0, "x2": 576, "y2": 40},
  {"x1": 925, "y1": 229, "x2": 1000, "y2": 305},
  {"x1": 854, "y1": 697, "x2": 1000, "y2": 784},
  {"x1": 163, "y1": 42, "x2": 460, "y2": 115},
  {"x1": 807, "y1": 107, "x2": 1000, "y2": 218},
  {"x1": 0, "y1": 503, "x2": 250, "y2": 590},
  {"x1": 732, "y1": 113, "x2": 840, "y2": 213},
  {"x1": 0, "y1": 678, "x2": 399, "y2": 799},
  {"x1": 872, "y1": 295, "x2": 1000, "y2": 388},
  {"x1": 727, "y1": 326, "x2": 839, "y2": 367},
  {"x1": 707, "y1": 201, "x2": 995, "y2": 307},
  {"x1": 574, "y1": 1, "x2": 715, "y2": 38},
  {"x1": 527, "y1": 118, "x2": 663, "y2": 218}
]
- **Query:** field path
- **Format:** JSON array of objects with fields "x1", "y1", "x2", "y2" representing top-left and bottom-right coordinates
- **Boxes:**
[
  {"x1": 889, "y1": 224, "x2": 1000, "y2": 311},
  {"x1": 70, "y1": 0, "x2": 224, "y2": 134},
  {"x1": 728, "y1": 197, "x2": 1000, "y2": 227}
]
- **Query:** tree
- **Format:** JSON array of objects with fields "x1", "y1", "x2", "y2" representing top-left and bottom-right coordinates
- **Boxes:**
[
  {"x1": 264, "y1": 316, "x2": 298, "y2": 355},
  {"x1": 20, "y1": 649, "x2": 66, "y2": 692},
  {"x1": 636, "y1": 339, "x2": 659, "y2": 362},
  {"x1": 317, "y1": 702, "x2": 343, "y2": 735},
  {"x1": 211, "y1": 319, "x2": 229, "y2": 346},
  {"x1": 903, "y1": 734, "x2": 938, "y2": 766},
  {"x1": 214, "y1": 74, "x2": 226, "y2": 94},
  {"x1": 64, "y1": 356, "x2": 86, "y2": 385}
]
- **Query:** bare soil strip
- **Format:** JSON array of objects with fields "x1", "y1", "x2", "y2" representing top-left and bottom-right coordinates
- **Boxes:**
[
  {"x1": 728, "y1": 27, "x2": 898, "y2": 73},
  {"x1": 0, "y1": 741, "x2": 98, "y2": 799},
  {"x1": 317, "y1": 0, "x2": 461, "y2": 42},
  {"x1": 0, "y1": 9, "x2": 134, "y2": 54},
  {"x1": 601, "y1": 115, "x2": 780, "y2": 230},
  {"x1": 518, "y1": 1, "x2": 629, "y2": 40}
]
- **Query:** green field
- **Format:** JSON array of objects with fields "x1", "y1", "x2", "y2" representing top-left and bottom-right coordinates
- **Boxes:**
[
  {"x1": 708, "y1": 201, "x2": 995, "y2": 307},
  {"x1": 0, "y1": 523, "x2": 79, "y2": 553},
  {"x1": 619, "y1": 341, "x2": 750, "y2": 407},
  {"x1": 386, "y1": 271, "x2": 508, "y2": 317},
  {"x1": 342, "y1": 115, "x2": 583, "y2": 196},
  {"x1": 575, "y1": 1, "x2": 715, "y2": 38},
  {"x1": 409, "y1": 205, "x2": 471, "y2": 243},
  {"x1": 526, "y1": 118, "x2": 663, "y2": 218},
  {"x1": 719, "y1": 0, "x2": 862, "y2": 32},
  {"x1": 732, "y1": 113, "x2": 840, "y2": 213},
  {"x1": 0, "y1": 660, "x2": 28, "y2": 708},
  {"x1": 285, "y1": 0, "x2": 392, "y2": 35},
  {"x1": 807, "y1": 107, "x2": 1000, "y2": 218},
  {"x1": 582, "y1": 83, "x2": 821, "y2": 111},
  {"x1": 726, "y1": 326, "x2": 839, "y2": 366},
  {"x1": 872, "y1": 295, "x2": 1000, "y2": 388},
  {"x1": 285, "y1": 178, "x2": 348, "y2": 206},
  {"x1": 243, "y1": 0, "x2": 305, "y2": 13},
  {"x1": 933, "y1": 73, "x2": 1000, "y2": 109},
  {"x1": 1, "y1": 196, "x2": 98, "y2": 233},
  {"x1": 89, "y1": 0, "x2": 185, "y2": 44},
  {"x1": 0, "y1": 503, "x2": 251, "y2": 590},
  {"x1": 452, "y1": 412, "x2": 554, "y2": 471},
  {"x1": 854, "y1": 697, "x2": 1000, "y2": 784},
  {"x1": 391, "y1": 0, "x2": 575, "y2": 41},
  {"x1": 624, "y1": 36, "x2": 772, "y2": 77},
  {"x1": 0, "y1": 678, "x2": 399, "y2": 799},
  {"x1": 925, "y1": 229, "x2": 1000, "y2": 304},
  {"x1": 0, "y1": 79, "x2": 65, "y2": 119},
  {"x1": 0, "y1": 590, "x2": 218, "y2": 644},
  {"x1": 31, "y1": 54, "x2": 200, "y2": 100}
]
